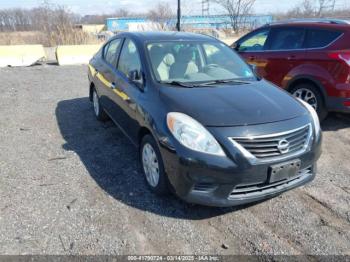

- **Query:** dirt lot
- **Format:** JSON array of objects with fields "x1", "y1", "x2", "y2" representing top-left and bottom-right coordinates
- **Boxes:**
[{"x1": 0, "y1": 65, "x2": 349, "y2": 255}]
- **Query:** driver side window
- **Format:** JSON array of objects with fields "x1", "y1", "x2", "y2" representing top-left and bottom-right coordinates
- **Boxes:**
[
  {"x1": 118, "y1": 39, "x2": 141, "y2": 78},
  {"x1": 238, "y1": 29, "x2": 269, "y2": 52}
]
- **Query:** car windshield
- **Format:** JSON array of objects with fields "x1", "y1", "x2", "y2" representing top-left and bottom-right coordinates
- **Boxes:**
[{"x1": 147, "y1": 41, "x2": 255, "y2": 85}]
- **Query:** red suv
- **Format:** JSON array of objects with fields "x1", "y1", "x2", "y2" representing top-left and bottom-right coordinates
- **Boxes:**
[{"x1": 233, "y1": 19, "x2": 350, "y2": 120}]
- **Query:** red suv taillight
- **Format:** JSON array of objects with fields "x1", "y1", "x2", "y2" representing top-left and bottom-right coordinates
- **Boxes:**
[{"x1": 328, "y1": 51, "x2": 350, "y2": 66}]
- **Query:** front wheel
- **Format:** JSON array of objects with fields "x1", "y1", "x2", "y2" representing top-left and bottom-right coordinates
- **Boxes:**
[
  {"x1": 140, "y1": 135, "x2": 169, "y2": 195},
  {"x1": 290, "y1": 83, "x2": 328, "y2": 121}
]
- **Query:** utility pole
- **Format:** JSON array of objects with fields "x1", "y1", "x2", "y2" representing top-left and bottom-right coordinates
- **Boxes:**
[
  {"x1": 202, "y1": 0, "x2": 209, "y2": 16},
  {"x1": 177, "y1": 0, "x2": 181, "y2": 31}
]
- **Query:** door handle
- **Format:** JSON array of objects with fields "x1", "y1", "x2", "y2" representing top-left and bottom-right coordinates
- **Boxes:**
[
  {"x1": 249, "y1": 56, "x2": 255, "y2": 60},
  {"x1": 111, "y1": 82, "x2": 124, "y2": 93},
  {"x1": 287, "y1": 55, "x2": 296, "y2": 60}
]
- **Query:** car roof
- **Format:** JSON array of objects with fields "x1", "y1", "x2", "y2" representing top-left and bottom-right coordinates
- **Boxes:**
[
  {"x1": 263, "y1": 18, "x2": 350, "y2": 31},
  {"x1": 113, "y1": 31, "x2": 216, "y2": 42}
]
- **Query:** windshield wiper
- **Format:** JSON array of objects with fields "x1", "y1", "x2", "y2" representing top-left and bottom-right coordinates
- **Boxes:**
[
  {"x1": 161, "y1": 81, "x2": 195, "y2": 88},
  {"x1": 203, "y1": 79, "x2": 253, "y2": 85},
  {"x1": 161, "y1": 79, "x2": 253, "y2": 88}
]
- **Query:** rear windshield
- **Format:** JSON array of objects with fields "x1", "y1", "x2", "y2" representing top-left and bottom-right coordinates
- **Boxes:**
[{"x1": 306, "y1": 29, "x2": 342, "y2": 48}]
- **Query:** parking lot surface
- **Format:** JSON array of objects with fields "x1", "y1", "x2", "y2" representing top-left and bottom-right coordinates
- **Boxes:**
[{"x1": 0, "y1": 65, "x2": 349, "y2": 255}]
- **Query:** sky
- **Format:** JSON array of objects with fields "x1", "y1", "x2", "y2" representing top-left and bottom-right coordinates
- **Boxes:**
[{"x1": 0, "y1": 0, "x2": 349, "y2": 15}]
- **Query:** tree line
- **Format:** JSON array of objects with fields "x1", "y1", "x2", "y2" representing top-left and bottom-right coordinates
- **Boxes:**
[
  {"x1": 0, "y1": 0, "x2": 348, "y2": 34},
  {"x1": 280, "y1": 0, "x2": 349, "y2": 20},
  {"x1": 0, "y1": 4, "x2": 169, "y2": 32},
  {"x1": 0, "y1": 5, "x2": 79, "y2": 32}
]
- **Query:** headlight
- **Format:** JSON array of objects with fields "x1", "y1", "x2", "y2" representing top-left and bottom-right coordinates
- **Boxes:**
[
  {"x1": 298, "y1": 99, "x2": 321, "y2": 139},
  {"x1": 167, "y1": 112, "x2": 225, "y2": 156}
]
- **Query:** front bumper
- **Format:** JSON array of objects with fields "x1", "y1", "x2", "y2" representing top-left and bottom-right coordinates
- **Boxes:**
[
  {"x1": 180, "y1": 165, "x2": 316, "y2": 207},
  {"x1": 326, "y1": 82, "x2": 350, "y2": 113},
  {"x1": 159, "y1": 117, "x2": 322, "y2": 207}
]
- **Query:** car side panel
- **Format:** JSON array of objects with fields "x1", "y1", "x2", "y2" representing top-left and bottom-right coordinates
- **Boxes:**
[
  {"x1": 282, "y1": 63, "x2": 333, "y2": 92},
  {"x1": 239, "y1": 51, "x2": 270, "y2": 80},
  {"x1": 111, "y1": 71, "x2": 141, "y2": 142},
  {"x1": 89, "y1": 50, "x2": 114, "y2": 111},
  {"x1": 89, "y1": 36, "x2": 169, "y2": 147},
  {"x1": 264, "y1": 50, "x2": 307, "y2": 87},
  {"x1": 305, "y1": 50, "x2": 350, "y2": 97}
]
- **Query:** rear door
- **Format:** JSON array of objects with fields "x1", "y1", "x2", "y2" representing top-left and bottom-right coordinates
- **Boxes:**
[
  {"x1": 236, "y1": 28, "x2": 270, "y2": 76},
  {"x1": 95, "y1": 38, "x2": 123, "y2": 112},
  {"x1": 263, "y1": 27, "x2": 306, "y2": 86}
]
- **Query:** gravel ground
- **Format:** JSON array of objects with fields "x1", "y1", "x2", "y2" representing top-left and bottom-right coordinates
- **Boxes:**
[{"x1": 0, "y1": 65, "x2": 349, "y2": 255}]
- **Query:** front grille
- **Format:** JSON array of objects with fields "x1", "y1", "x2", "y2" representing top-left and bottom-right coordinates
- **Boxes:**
[
  {"x1": 229, "y1": 166, "x2": 313, "y2": 199},
  {"x1": 230, "y1": 125, "x2": 311, "y2": 160}
]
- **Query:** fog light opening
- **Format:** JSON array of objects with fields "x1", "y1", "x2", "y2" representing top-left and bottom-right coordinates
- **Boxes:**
[{"x1": 192, "y1": 182, "x2": 218, "y2": 193}]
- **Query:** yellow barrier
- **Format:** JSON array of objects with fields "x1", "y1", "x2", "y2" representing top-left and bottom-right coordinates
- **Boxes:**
[
  {"x1": 0, "y1": 45, "x2": 46, "y2": 67},
  {"x1": 56, "y1": 45, "x2": 101, "y2": 65}
]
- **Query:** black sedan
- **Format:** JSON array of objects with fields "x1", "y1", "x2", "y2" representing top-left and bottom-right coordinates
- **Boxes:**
[{"x1": 88, "y1": 32, "x2": 322, "y2": 207}]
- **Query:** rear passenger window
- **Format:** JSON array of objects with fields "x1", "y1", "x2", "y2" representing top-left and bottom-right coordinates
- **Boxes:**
[
  {"x1": 103, "y1": 43, "x2": 110, "y2": 58},
  {"x1": 104, "y1": 39, "x2": 121, "y2": 66},
  {"x1": 267, "y1": 28, "x2": 305, "y2": 50},
  {"x1": 306, "y1": 29, "x2": 342, "y2": 48}
]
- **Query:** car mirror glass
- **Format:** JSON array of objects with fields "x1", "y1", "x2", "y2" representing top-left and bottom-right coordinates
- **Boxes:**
[
  {"x1": 128, "y1": 70, "x2": 144, "y2": 90},
  {"x1": 249, "y1": 63, "x2": 256, "y2": 71},
  {"x1": 129, "y1": 69, "x2": 140, "y2": 80},
  {"x1": 231, "y1": 42, "x2": 240, "y2": 51},
  {"x1": 249, "y1": 64, "x2": 261, "y2": 80}
]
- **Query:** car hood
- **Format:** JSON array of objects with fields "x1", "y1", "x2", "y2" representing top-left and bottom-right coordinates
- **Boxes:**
[{"x1": 159, "y1": 80, "x2": 307, "y2": 127}]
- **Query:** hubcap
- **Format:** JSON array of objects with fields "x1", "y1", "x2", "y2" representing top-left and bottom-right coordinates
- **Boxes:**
[
  {"x1": 93, "y1": 91, "x2": 99, "y2": 116},
  {"x1": 142, "y1": 143, "x2": 159, "y2": 187},
  {"x1": 292, "y1": 88, "x2": 318, "y2": 110}
]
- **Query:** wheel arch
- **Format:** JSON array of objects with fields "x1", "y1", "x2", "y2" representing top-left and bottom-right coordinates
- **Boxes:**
[
  {"x1": 137, "y1": 124, "x2": 175, "y2": 152},
  {"x1": 138, "y1": 127, "x2": 152, "y2": 146},
  {"x1": 286, "y1": 75, "x2": 328, "y2": 105}
]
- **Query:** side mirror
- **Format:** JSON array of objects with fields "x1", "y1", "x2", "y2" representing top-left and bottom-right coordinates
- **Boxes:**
[
  {"x1": 231, "y1": 42, "x2": 240, "y2": 51},
  {"x1": 129, "y1": 69, "x2": 141, "y2": 81},
  {"x1": 249, "y1": 63, "x2": 257, "y2": 72},
  {"x1": 128, "y1": 70, "x2": 144, "y2": 91},
  {"x1": 249, "y1": 64, "x2": 261, "y2": 79}
]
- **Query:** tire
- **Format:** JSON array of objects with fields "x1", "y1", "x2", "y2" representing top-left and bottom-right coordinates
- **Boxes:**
[
  {"x1": 140, "y1": 134, "x2": 169, "y2": 195},
  {"x1": 290, "y1": 83, "x2": 328, "y2": 121},
  {"x1": 92, "y1": 88, "x2": 108, "y2": 121}
]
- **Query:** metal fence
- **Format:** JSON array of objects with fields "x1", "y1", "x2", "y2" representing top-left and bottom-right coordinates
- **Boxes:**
[{"x1": 106, "y1": 15, "x2": 273, "y2": 31}]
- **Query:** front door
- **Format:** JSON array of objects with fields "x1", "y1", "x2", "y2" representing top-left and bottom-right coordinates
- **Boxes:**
[
  {"x1": 236, "y1": 28, "x2": 270, "y2": 78},
  {"x1": 110, "y1": 38, "x2": 143, "y2": 141}
]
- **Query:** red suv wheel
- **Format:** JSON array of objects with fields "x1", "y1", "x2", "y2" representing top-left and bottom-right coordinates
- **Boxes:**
[{"x1": 290, "y1": 83, "x2": 328, "y2": 121}]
